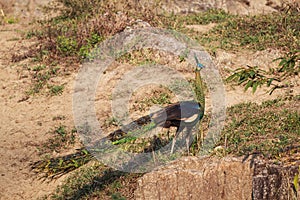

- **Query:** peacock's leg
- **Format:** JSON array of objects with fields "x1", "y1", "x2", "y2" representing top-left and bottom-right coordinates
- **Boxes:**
[
  {"x1": 170, "y1": 126, "x2": 184, "y2": 154},
  {"x1": 200, "y1": 120, "x2": 204, "y2": 146},
  {"x1": 185, "y1": 127, "x2": 193, "y2": 155},
  {"x1": 195, "y1": 121, "x2": 204, "y2": 148},
  {"x1": 201, "y1": 126, "x2": 203, "y2": 145}
]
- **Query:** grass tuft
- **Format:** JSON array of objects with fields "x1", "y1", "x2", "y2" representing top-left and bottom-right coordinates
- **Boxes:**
[
  {"x1": 45, "y1": 162, "x2": 142, "y2": 200},
  {"x1": 216, "y1": 96, "x2": 300, "y2": 162},
  {"x1": 196, "y1": 5, "x2": 299, "y2": 52},
  {"x1": 38, "y1": 125, "x2": 77, "y2": 155}
]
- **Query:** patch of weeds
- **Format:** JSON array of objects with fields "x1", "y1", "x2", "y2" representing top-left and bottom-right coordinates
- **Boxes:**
[
  {"x1": 48, "y1": 84, "x2": 64, "y2": 96},
  {"x1": 261, "y1": 98, "x2": 286, "y2": 108},
  {"x1": 27, "y1": 66, "x2": 60, "y2": 95},
  {"x1": 217, "y1": 97, "x2": 300, "y2": 162},
  {"x1": 169, "y1": 79, "x2": 194, "y2": 98},
  {"x1": 56, "y1": 36, "x2": 78, "y2": 57},
  {"x1": 116, "y1": 49, "x2": 160, "y2": 66},
  {"x1": 275, "y1": 50, "x2": 300, "y2": 77},
  {"x1": 177, "y1": 4, "x2": 299, "y2": 52},
  {"x1": 178, "y1": 9, "x2": 233, "y2": 25},
  {"x1": 5, "y1": 16, "x2": 18, "y2": 24},
  {"x1": 32, "y1": 64, "x2": 46, "y2": 71},
  {"x1": 146, "y1": 92, "x2": 172, "y2": 105},
  {"x1": 46, "y1": 162, "x2": 142, "y2": 199},
  {"x1": 111, "y1": 193, "x2": 126, "y2": 200},
  {"x1": 226, "y1": 50, "x2": 299, "y2": 94},
  {"x1": 28, "y1": 0, "x2": 163, "y2": 65},
  {"x1": 156, "y1": 9, "x2": 230, "y2": 31},
  {"x1": 26, "y1": 30, "x2": 42, "y2": 39},
  {"x1": 79, "y1": 33, "x2": 103, "y2": 58},
  {"x1": 33, "y1": 126, "x2": 82, "y2": 177},
  {"x1": 39, "y1": 125, "x2": 77, "y2": 154},
  {"x1": 132, "y1": 87, "x2": 173, "y2": 112}
]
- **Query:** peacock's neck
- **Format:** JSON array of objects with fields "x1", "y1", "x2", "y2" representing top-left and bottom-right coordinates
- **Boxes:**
[{"x1": 194, "y1": 69, "x2": 205, "y2": 110}]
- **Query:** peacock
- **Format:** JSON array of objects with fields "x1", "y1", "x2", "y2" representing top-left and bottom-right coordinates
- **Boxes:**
[
  {"x1": 108, "y1": 54, "x2": 205, "y2": 154},
  {"x1": 32, "y1": 55, "x2": 206, "y2": 178}
]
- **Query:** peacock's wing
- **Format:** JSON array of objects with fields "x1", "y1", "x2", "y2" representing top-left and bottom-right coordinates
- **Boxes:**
[
  {"x1": 151, "y1": 101, "x2": 203, "y2": 126},
  {"x1": 107, "y1": 101, "x2": 203, "y2": 142}
]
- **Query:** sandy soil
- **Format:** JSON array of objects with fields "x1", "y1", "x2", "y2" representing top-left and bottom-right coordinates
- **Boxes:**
[
  {"x1": 0, "y1": 23, "x2": 77, "y2": 199},
  {"x1": 0, "y1": 1, "x2": 299, "y2": 200}
]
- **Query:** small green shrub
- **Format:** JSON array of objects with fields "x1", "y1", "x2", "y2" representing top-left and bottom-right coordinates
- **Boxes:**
[
  {"x1": 57, "y1": 36, "x2": 78, "y2": 56},
  {"x1": 48, "y1": 84, "x2": 64, "y2": 95},
  {"x1": 226, "y1": 51, "x2": 299, "y2": 94}
]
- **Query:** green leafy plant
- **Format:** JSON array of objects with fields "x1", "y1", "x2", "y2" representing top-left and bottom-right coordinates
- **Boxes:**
[
  {"x1": 48, "y1": 84, "x2": 64, "y2": 95},
  {"x1": 183, "y1": 9, "x2": 232, "y2": 25},
  {"x1": 57, "y1": 36, "x2": 78, "y2": 56},
  {"x1": 226, "y1": 65, "x2": 280, "y2": 94},
  {"x1": 226, "y1": 51, "x2": 299, "y2": 94},
  {"x1": 274, "y1": 50, "x2": 299, "y2": 77},
  {"x1": 32, "y1": 64, "x2": 46, "y2": 71}
]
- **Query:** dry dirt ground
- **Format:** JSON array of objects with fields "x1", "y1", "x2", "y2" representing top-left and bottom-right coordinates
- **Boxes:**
[
  {"x1": 0, "y1": 23, "x2": 76, "y2": 199},
  {"x1": 0, "y1": 1, "x2": 299, "y2": 200}
]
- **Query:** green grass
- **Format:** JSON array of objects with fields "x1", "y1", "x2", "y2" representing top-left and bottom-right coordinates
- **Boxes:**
[
  {"x1": 38, "y1": 125, "x2": 77, "y2": 155},
  {"x1": 44, "y1": 162, "x2": 142, "y2": 200},
  {"x1": 158, "y1": 9, "x2": 232, "y2": 30},
  {"x1": 193, "y1": 7, "x2": 299, "y2": 52},
  {"x1": 131, "y1": 86, "x2": 173, "y2": 112},
  {"x1": 157, "y1": 6, "x2": 299, "y2": 53},
  {"x1": 216, "y1": 96, "x2": 300, "y2": 161},
  {"x1": 48, "y1": 84, "x2": 64, "y2": 96},
  {"x1": 141, "y1": 92, "x2": 171, "y2": 106},
  {"x1": 116, "y1": 49, "x2": 159, "y2": 66},
  {"x1": 26, "y1": 65, "x2": 61, "y2": 95},
  {"x1": 27, "y1": 0, "x2": 162, "y2": 63}
]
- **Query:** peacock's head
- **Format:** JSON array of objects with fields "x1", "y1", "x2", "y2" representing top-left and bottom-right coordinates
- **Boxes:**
[{"x1": 194, "y1": 53, "x2": 205, "y2": 71}]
